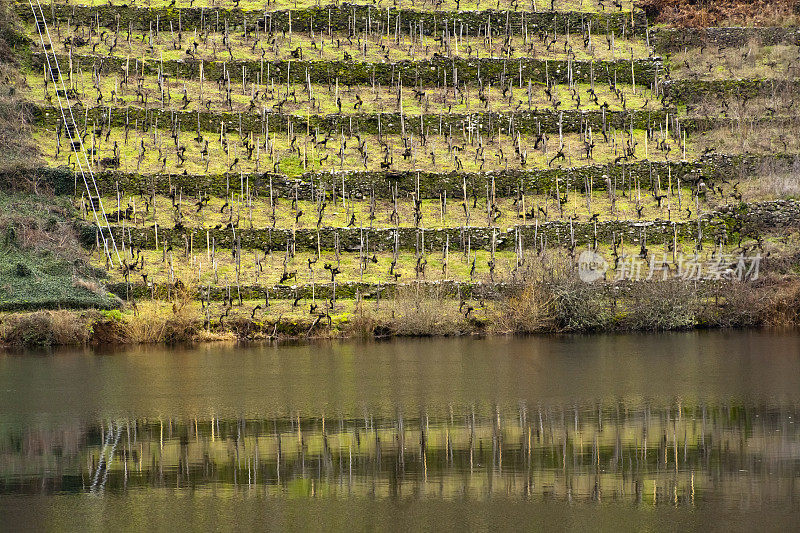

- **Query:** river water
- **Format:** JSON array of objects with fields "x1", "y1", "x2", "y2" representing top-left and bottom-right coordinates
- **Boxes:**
[{"x1": 1, "y1": 331, "x2": 799, "y2": 531}]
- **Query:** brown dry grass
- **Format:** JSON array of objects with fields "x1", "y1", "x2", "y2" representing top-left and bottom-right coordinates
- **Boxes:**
[
  {"x1": 4, "y1": 209, "x2": 83, "y2": 258},
  {"x1": 0, "y1": 310, "x2": 92, "y2": 347},
  {"x1": 125, "y1": 278, "x2": 200, "y2": 343},
  {"x1": 0, "y1": 64, "x2": 41, "y2": 180},
  {"x1": 487, "y1": 284, "x2": 555, "y2": 334},
  {"x1": 694, "y1": 121, "x2": 800, "y2": 156},
  {"x1": 759, "y1": 278, "x2": 800, "y2": 326},
  {"x1": 387, "y1": 284, "x2": 474, "y2": 336},
  {"x1": 637, "y1": 0, "x2": 800, "y2": 27},
  {"x1": 739, "y1": 157, "x2": 800, "y2": 200}
]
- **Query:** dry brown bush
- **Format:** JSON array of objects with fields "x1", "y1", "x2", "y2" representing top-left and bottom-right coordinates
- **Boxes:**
[
  {"x1": 125, "y1": 278, "x2": 200, "y2": 343},
  {"x1": 0, "y1": 310, "x2": 92, "y2": 347},
  {"x1": 760, "y1": 278, "x2": 800, "y2": 327},
  {"x1": 619, "y1": 279, "x2": 700, "y2": 330},
  {"x1": 488, "y1": 284, "x2": 555, "y2": 334},
  {"x1": 90, "y1": 316, "x2": 129, "y2": 345},
  {"x1": 388, "y1": 284, "x2": 471, "y2": 336},
  {"x1": 343, "y1": 309, "x2": 383, "y2": 339},
  {"x1": 699, "y1": 280, "x2": 768, "y2": 327}
]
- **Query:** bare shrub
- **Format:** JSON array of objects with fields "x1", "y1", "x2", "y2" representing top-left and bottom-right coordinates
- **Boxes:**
[
  {"x1": 550, "y1": 277, "x2": 612, "y2": 331},
  {"x1": 90, "y1": 315, "x2": 129, "y2": 345},
  {"x1": 699, "y1": 281, "x2": 766, "y2": 328},
  {"x1": 488, "y1": 283, "x2": 554, "y2": 334},
  {"x1": 761, "y1": 279, "x2": 800, "y2": 327},
  {"x1": 620, "y1": 280, "x2": 700, "y2": 331},
  {"x1": 388, "y1": 284, "x2": 470, "y2": 336},
  {"x1": 498, "y1": 249, "x2": 609, "y2": 332}
]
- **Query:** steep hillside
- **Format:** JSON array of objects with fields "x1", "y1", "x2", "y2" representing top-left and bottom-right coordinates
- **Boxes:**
[{"x1": 4, "y1": 0, "x2": 800, "y2": 345}]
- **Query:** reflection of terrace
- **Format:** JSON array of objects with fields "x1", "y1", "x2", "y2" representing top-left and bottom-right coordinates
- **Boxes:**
[{"x1": 1, "y1": 407, "x2": 798, "y2": 503}]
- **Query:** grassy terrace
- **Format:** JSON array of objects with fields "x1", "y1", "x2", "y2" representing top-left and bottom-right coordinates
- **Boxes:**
[
  {"x1": 86, "y1": 188, "x2": 708, "y2": 230},
  {"x1": 94, "y1": 240, "x2": 766, "y2": 289},
  {"x1": 103, "y1": 248, "x2": 522, "y2": 286},
  {"x1": 668, "y1": 41, "x2": 800, "y2": 81},
  {"x1": 663, "y1": 35, "x2": 800, "y2": 154},
  {"x1": 685, "y1": 93, "x2": 799, "y2": 120},
  {"x1": 25, "y1": 74, "x2": 659, "y2": 114},
  {"x1": 28, "y1": 26, "x2": 650, "y2": 63},
  {"x1": 35, "y1": 126, "x2": 686, "y2": 176},
  {"x1": 35, "y1": 0, "x2": 638, "y2": 14}
]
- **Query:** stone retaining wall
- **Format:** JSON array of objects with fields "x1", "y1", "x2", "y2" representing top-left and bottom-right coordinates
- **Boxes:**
[
  {"x1": 108, "y1": 279, "x2": 507, "y2": 300},
  {"x1": 664, "y1": 79, "x2": 800, "y2": 103},
  {"x1": 30, "y1": 105, "x2": 672, "y2": 137},
  {"x1": 32, "y1": 53, "x2": 660, "y2": 87},
  {"x1": 23, "y1": 153, "x2": 794, "y2": 198}
]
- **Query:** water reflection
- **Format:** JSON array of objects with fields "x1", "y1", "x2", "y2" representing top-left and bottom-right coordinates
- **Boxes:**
[{"x1": 3, "y1": 402, "x2": 798, "y2": 504}]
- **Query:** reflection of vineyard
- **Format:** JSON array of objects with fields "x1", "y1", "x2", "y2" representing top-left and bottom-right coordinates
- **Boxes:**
[{"x1": 2, "y1": 404, "x2": 799, "y2": 503}]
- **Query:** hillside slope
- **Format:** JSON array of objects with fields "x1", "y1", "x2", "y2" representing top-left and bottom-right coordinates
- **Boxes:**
[{"x1": 3, "y1": 0, "x2": 800, "y2": 346}]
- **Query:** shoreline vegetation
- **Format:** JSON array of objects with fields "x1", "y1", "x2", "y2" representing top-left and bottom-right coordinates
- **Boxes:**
[
  {"x1": 5, "y1": 0, "x2": 800, "y2": 348},
  {"x1": 3, "y1": 273, "x2": 800, "y2": 348}
]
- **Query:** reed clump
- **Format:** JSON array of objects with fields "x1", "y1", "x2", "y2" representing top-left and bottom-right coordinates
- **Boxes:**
[
  {"x1": 387, "y1": 284, "x2": 473, "y2": 336},
  {"x1": 125, "y1": 279, "x2": 200, "y2": 343}
]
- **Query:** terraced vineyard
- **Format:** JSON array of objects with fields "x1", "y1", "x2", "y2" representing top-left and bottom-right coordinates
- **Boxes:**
[{"x1": 4, "y1": 0, "x2": 800, "y2": 340}]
